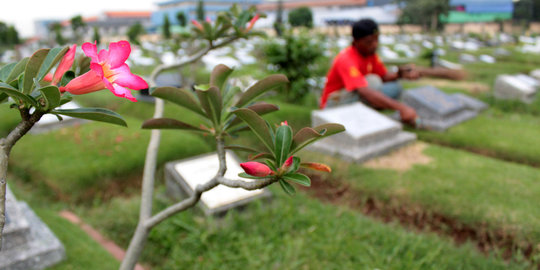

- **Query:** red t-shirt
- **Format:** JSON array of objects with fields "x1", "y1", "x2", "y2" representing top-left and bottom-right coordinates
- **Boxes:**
[{"x1": 320, "y1": 46, "x2": 387, "y2": 109}]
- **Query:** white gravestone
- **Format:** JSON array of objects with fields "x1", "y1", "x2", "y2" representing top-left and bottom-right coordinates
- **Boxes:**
[
  {"x1": 165, "y1": 151, "x2": 271, "y2": 216},
  {"x1": 401, "y1": 86, "x2": 478, "y2": 131},
  {"x1": 309, "y1": 103, "x2": 416, "y2": 163},
  {"x1": 494, "y1": 75, "x2": 538, "y2": 104},
  {"x1": 530, "y1": 69, "x2": 540, "y2": 81},
  {"x1": 30, "y1": 101, "x2": 85, "y2": 134},
  {"x1": 0, "y1": 187, "x2": 65, "y2": 270}
]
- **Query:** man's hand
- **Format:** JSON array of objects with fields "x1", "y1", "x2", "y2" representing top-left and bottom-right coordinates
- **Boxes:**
[
  {"x1": 398, "y1": 64, "x2": 421, "y2": 80},
  {"x1": 399, "y1": 105, "x2": 418, "y2": 126}
]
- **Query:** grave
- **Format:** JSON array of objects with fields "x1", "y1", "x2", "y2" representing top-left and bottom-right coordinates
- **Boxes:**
[
  {"x1": 30, "y1": 102, "x2": 85, "y2": 134},
  {"x1": 530, "y1": 69, "x2": 540, "y2": 81},
  {"x1": 309, "y1": 102, "x2": 416, "y2": 163},
  {"x1": 479, "y1": 54, "x2": 495, "y2": 64},
  {"x1": 0, "y1": 187, "x2": 65, "y2": 270},
  {"x1": 165, "y1": 151, "x2": 271, "y2": 216},
  {"x1": 494, "y1": 75, "x2": 538, "y2": 103},
  {"x1": 452, "y1": 93, "x2": 488, "y2": 112},
  {"x1": 459, "y1": 53, "x2": 476, "y2": 63},
  {"x1": 401, "y1": 86, "x2": 478, "y2": 131}
]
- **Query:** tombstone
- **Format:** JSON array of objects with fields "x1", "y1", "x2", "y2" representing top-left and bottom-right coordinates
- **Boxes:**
[
  {"x1": 380, "y1": 46, "x2": 399, "y2": 59},
  {"x1": 434, "y1": 59, "x2": 462, "y2": 70},
  {"x1": 494, "y1": 75, "x2": 538, "y2": 103},
  {"x1": 309, "y1": 103, "x2": 416, "y2": 163},
  {"x1": 165, "y1": 151, "x2": 271, "y2": 216},
  {"x1": 530, "y1": 69, "x2": 540, "y2": 81},
  {"x1": 479, "y1": 54, "x2": 495, "y2": 64},
  {"x1": 514, "y1": 74, "x2": 540, "y2": 88},
  {"x1": 452, "y1": 93, "x2": 488, "y2": 112},
  {"x1": 0, "y1": 187, "x2": 65, "y2": 270},
  {"x1": 30, "y1": 102, "x2": 85, "y2": 134},
  {"x1": 401, "y1": 86, "x2": 478, "y2": 131},
  {"x1": 459, "y1": 53, "x2": 477, "y2": 64},
  {"x1": 494, "y1": 48, "x2": 510, "y2": 57},
  {"x1": 155, "y1": 72, "x2": 183, "y2": 88}
]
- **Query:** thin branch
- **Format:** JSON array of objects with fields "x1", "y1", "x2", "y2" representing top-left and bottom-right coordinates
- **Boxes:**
[{"x1": 217, "y1": 176, "x2": 277, "y2": 190}]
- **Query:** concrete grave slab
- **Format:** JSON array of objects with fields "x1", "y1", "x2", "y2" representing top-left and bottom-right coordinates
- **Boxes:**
[
  {"x1": 30, "y1": 102, "x2": 85, "y2": 134},
  {"x1": 494, "y1": 75, "x2": 538, "y2": 103},
  {"x1": 0, "y1": 187, "x2": 65, "y2": 270},
  {"x1": 165, "y1": 151, "x2": 271, "y2": 216},
  {"x1": 309, "y1": 102, "x2": 416, "y2": 163},
  {"x1": 452, "y1": 93, "x2": 488, "y2": 112},
  {"x1": 402, "y1": 86, "x2": 477, "y2": 131}
]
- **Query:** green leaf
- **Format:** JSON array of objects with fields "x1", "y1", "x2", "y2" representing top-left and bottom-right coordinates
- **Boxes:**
[
  {"x1": 37, "y1": 46, "x2": 69, "y2": 81},
  {"x1": 60, "y1": 70, "x2": 76, "y2": 86},
  {"x1": 38, "y1": 86, "x2": 61, "y2": 110},
  {"x1": 0, "y1": 82, "x2": 38, "y2": 107},
  {"x1": 290, "y1": 123, "x2": 346, "y2": 155},
  {"x1": 235, "y1": 74, "x2": 288, "y2": 107},
  {"x1": 151, "y1": 86, "x2": 206, "y2": 117},
  {"x1": 6, "y1": 58, "x2": 29, "y2": 83},
  {"x1": 226, "y1": 102, "x2": 279, "y2": 129},
  {"x1": 279, "y1": 179, "x2": 296, "y2": 195},
  {"x1": 0, "y1": 93, "x2": 8, "y2": 103},
  {"x1": 23, "y1": 48, "x2": 50, "y2": 94},
  {"x1": 283, "y1": 173, "x2": 311, "y2": 187},
  {"x1": 53, "y1": 107, "x2": 127, "y2": 127},
  {"x1": 288, "y1": 156, "x2": 301, "y2": 173},
  {"x1": 141, "y1": 118, "x2": 206, "y2": 132},
  {"x1": 232, "y1": 108, "x2": 274, "y2": 154},
  {"x1": 0, "y1": 63, "x2": 17, "y2": 82},
  {"x1": 209, "y1": 64, "x2": 233, "y2": 91},
  {"x1": 274, "y1": 124, "x2": 293, "y2": 166},
  {"x1": 196, "y1": 86, "x2": 222, "y2": 125},
  {"x1": 264, "y1": 159, "x2": 277, "y2": 171},
  {"x1": 238, "y1": 172, "x2": 264, "y2": 180},
  {"x1": 223, "y1": 85, "x2": 241, "y2": 107},
  {"x1": 59, "y1": 92, "x2": 73, "y2": 106}
]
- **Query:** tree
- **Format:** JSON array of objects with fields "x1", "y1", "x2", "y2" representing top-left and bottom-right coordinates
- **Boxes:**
[
  {"x1": 0, "y1": 22, "x2": 20, "y2": 45},
  {"x1": 274, "y1": 0, "x2": 284, "y2": 36},
  {"x1": 51, "y1": 23, "x2": 65, "y2": 45},
  {"x1": 176, "y1": 11, "x2": 187, "y2": 27},
  {"x1": 197, "y1": 0, "x2": 205, "y2": 21},
  {"x1": 288, "y1": 7, "x2": 313, "y2": 28},
  {"x1": 163, "y1": 15, "x2": 171, "y2": 39},
  {"x1": 398, "y1": 0, "x2": 449, "y2": 31},
  {"x1": 92, "y1": 27, "x2": 101, "y2": 45},
  {"x1": 70, "y1": 15, "x2": 86, "y2": 42},
  {"x1": 127, "y1": 22, "x2": 145, "y2": 45}
]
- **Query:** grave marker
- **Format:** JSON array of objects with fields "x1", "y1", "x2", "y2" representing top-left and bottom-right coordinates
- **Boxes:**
[
  {"x1": 0, "y1": 187, "x2": 65, "y2": 270},
  {"x1": 402, "y1": 86, "x2": 477, "y2": 131},
  {"x1": 494, "y1": 75, "x2": 538, "y2": 103},
  {"x1": 165, "y1": 151, "x2": 271, "y2": 216},
  {"x1": 30, "y1": 102, "x2": 85, "y2": 134},
  {"x1": 310, "y1": 103, "x2": 416, "y2": 163}
]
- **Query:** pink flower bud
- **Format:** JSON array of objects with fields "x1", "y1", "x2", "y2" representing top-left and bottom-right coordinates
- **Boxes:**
[
  {"x1": 52, "y1": 44, "x2": 76, "y2": 85},
  {"x1": 280, "y1": 121, "x2": 288, "y2": 126},
  {"x1": 283, "y1": 156, "x2": 293, "y2": 167},
  {"x1": 240, "y1": 162, "x2": 273, "y2": 177},
  {"x1": 301, "y1": 162, "x2": 332, "y2": 173},
  {"x1": 245, "y1": 14, "x2": 260, "y2": 32},
  {"x1": 191, "y1": 20, "x2": 203, "y2": 30}
]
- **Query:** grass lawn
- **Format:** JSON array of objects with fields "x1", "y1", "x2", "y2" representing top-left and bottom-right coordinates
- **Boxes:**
[
  {"x1": 73, "y1": 185, "x2": 527, "y2": 270},
  {"x1": 303, "y1": 143, "x2": 540, "y2": 247}
]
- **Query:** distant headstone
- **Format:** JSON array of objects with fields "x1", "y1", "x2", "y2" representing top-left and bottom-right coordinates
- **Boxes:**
[
  {"x1": 309, "y1": 103, "x2": 416, "y2": 163},
  {"x1": 30, "y1": 102, "x2": 85, "y2": 134},
  {"x1": 434, "y1": 59, "x2": 462, "y2": 70},
  {"x1": 494, "y1": 75, "x2": 538, "y2": 103},
  {"x1": 452, "y1": 93, "x2": 488, "y2": 112},
  {"x1": 0, "y1": 187, "x2": 65, "y2": 270},
  {"x1": 165, "y1": 151, "x2": 271, "y2": 216},
  {"x1": 459, "y1": 53, "x2": 476, "y2": 63},
  {"x1": 494, "y1": 48, "x2": 510, "y2": 56},
  {"x1": 402, "y1": 86, "x2": 477, "y2": 131},
  {"x1": 530, "y1": 69, "x2": 540, "y2": 81},
  {"x1": 479, "y1": 54, "x2": 495, "y2": 64},
  {"x1": 155, "y1": 72, "x2": 183, "y2": 88}
]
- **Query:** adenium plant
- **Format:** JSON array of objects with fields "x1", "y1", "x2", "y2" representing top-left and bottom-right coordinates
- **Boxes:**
[{"x1": 0, "y1": 40, "x2": 147, "y2": 248}]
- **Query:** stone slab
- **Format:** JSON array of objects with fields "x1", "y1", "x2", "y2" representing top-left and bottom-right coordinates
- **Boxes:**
[
  {"x1": 30, "y1": 102, "x2": 85, "y2": 134},
  {"x1": 530, "y1": 69, "x2": 540, "y2": 81},
  {"x1": 309, "y1": 102, "x2": 416, "y2": 163},
  {"x1": 494, "y1": 74, "x2": 537, "y2": 104},
  {"x1": 0, "y1": 197, "x2": 65, "y2": 270},
  {"x1": 452, "y1": 93, "x2": 488, "y2": 112},
  {"x1": 402, "y1": 86, "x2": 478, "y2": 131},
  {"x1": 165, "y1": 151, "x2": 271, "y2": 216},
  {"x1": 2, "y1": 189, "x2": 29, "y2": 250}
]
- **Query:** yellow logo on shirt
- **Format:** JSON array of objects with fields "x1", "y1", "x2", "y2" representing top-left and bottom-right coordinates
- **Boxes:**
[{"x1": 349, "y1": 67, "x2": 360, "y2": 77}]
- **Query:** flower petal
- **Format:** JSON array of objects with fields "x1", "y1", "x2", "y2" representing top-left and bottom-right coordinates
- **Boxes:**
[
  {"x1": 107, "y1": 40, "x2": 131, "y2": 69},
  {"x1": 110, "y1": 64, "x2": 148, "y2": 90},
  {"x1": 98, "y1": 49, "x2": 109, "y2": 63},
  {"x1": 53, "y1": 44, "x2": 77, "y2": 84},
  {"x1": 64, "y1": 70, "x2": 106, "y2": 95},
  {"x1": 110, "y1": 83, "x2": 137, "y2": 102},
  {"x1": 240, "y1": 161, "x2": 273, "y2": 177},
  {"x1": 82, "y1": 42, "x2": 99, "y2": 63},
  {"x1": 90, "y1": 63, "x2": 104, "y2": 78}
]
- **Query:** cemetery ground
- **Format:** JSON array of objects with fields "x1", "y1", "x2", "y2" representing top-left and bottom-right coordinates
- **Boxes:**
[{"x1": 3, "y1": 41, "x2": 540, "y2": 269}]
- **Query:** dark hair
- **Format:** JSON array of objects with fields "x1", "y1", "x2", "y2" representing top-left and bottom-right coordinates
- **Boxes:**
[{"x1": 352, "y1": 19, "x2": 379, "y2": 40}]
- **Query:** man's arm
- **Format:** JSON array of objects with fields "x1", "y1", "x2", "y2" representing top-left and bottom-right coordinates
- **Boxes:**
[
  {"x1": 381, "y1": 64, "x2": 421, "y2": 82},
  {"x1": 356, "y1": 86, "x2": 417, "y2": 124}
]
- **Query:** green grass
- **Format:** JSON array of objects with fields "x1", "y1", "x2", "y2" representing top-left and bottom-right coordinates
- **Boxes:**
[
  {"x1": 412, "y1": 109, "x2": 540, "y2": 165},
  {"x1": 8, "y1": 116, "x2": 213, "y2": 201},
  {"x1": 307, "y1": 143, "x2": 540, "y2": 244},
  {"x1": 75, "y1": 185, "x2": 526, "y2": 270}
]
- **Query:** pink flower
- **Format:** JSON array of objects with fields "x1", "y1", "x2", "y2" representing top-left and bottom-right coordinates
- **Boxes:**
[
  {"x1": 245, "y1": 14, "x2": 260, "y2": 32},
  {"x1": 191, "y1": 20, "x2": 203, "y2": 30},
  {"x1": 280, "y1": 121, "x2": 288, "y2": 126},
  {"x1": 44, "y1": 44, "x2": 77, "y2": 85},
  {"x1": 240, "y1": 162, "x2": 273, "y2": 177},
  {"x1": 62, "y1": 40, "x2": 148, "y2": 102}
]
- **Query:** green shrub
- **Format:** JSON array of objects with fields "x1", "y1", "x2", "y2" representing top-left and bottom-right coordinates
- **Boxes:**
[{"x1": 288, "y1": 7, "x2": 313, "y2": 28}]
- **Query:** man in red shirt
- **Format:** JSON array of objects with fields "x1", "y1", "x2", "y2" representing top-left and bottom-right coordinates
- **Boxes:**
[{"x1": 320, "y1": 19, "x2": 419, "y2": 125}]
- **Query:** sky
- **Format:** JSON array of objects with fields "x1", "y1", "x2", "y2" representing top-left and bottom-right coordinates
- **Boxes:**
[{"x1": 1, "y1": 0, "x2": 157, "y2": 37}]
